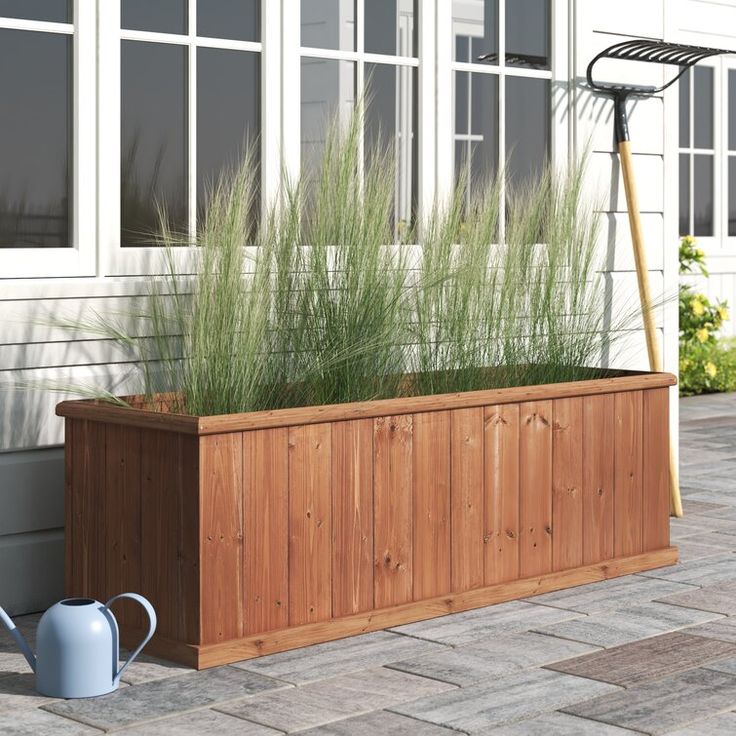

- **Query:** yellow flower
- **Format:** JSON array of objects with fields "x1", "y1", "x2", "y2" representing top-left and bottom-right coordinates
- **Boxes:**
[
  {"x1": 681, "y1": 358, "x2": 691, "y2": 370},
  {"x1": 705, "y1": 361, "x2": 718, "y2": 378},
  {"x1": 696, "y1": 327, "x2": 709, "y2": 343},
  {"x1": 683, "y1": 235, "x2": 695, "y2": 246},
  {"x1": 691, "y1": 299, "x2": 705, "y2": 316},
  {"x1": 696, "y1": 248, "x2": 705, "y2": 258},
  {"x1": 718, "y1": 306, "x2": 730, "y2": 321}
]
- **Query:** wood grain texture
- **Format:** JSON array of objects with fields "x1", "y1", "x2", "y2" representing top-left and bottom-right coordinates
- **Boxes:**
[
  {"x1": 552, "y1": 397, "x2": 583, "y2": 572},
  {"x1": 243, "y1": 428, "x2": 289, "y2": 635},
  {"x1": 373, "y1": 415, "x2": 413, "y2": 608},
  {"x1": 484, "y1": 404, "x2": 520, "y2": 585},
  {"x1": 519, "y1": 401, "x2": 553, "y2": 577},
  {"x1": 643, "y1": 388, "x2": 670, "y2": 552},
  {"x1": 582, "y1": 394, "x2": 615, "y2": 565},
  {"x1": 331, "y1": 419, "x2": 374, "y2": 618},
  {"x1": 451, "y1": 408, "x2": 485, "y2": 592},
  {"x1": 104, "y1": 424, "x2": 142, "y2": 628},
  {"x1": 412, "y1": 411, "x2": 451, "y2": 600},
  {"x1": 288, "y1": 423, "x2": 332, "y2": 626},
  {"x1": 614, "y1": 390, "x2": 644, "y2": 557},
  {"x1": 199, "y1": 433, "x2": 243, "y2": 643},
  {"x1": 64, "y1": 419, "x2": 77, "y2": 597}
]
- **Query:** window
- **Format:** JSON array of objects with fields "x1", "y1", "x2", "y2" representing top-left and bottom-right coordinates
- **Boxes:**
[
  {"x1": 452, "y1": 0, "x2": 551, "y2": 202},
  {"x1": 299, "y1": 0, "x2": 418, "y2": 232}
]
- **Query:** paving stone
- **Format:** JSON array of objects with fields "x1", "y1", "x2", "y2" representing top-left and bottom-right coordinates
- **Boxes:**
[
  {"x1": 563, "y1": 668, "x2": 736, "y2": 735},
  {"x1": 117, "y1": 651, "x2": 192, "y2": 686},
  {"x1": 657, "y1": 579, "x2": 736, "y2": 615},
  {"x1": 390, "y1": 668, "x2": 619, "y2": 733},
  {"x1": 298, "y1": 710, "x2": 457, "y2": 735},
  {"x1": 387, "y1": 631, "x2": 599, "y2": 686},
  {"x1": 546, "y1": 631, "x2": 736, "y2": 688},
  {"x1": 0, "y1": 708, "x2": 102, "y2": 735},
  {"x1": 113, "y1": 708, "x2": 280, "y2": 735},
  {"x1": 485, "y1": 710, "x2": 639, "y2": 734},
  {"x1": 665, "y1": 712, "x2": 736, "y2": 735},
  {"x1": 668, "y1": 521, "x2": 713, "y2": 543},
  {"x1": 523, "y1": 576, "x2": 695, "y2": 614},
  {"x1": 637, "y1": 553, "x2": 736, "y2": 585},
  {"x1": 43, "y1": 666, "x2": 288, "y2": 731},
  {"x1": 216, "y1": 667, "x2": 455, "y2": 733},
  {"x1": 532, "y1": 601, "x2": 722, "y2": 648},
  {"x1": 0, "y1": 673, "x2": 61, "y2": 713},
  {"x1": 671, "y1": 539, "x2": 725, "y2": 562},
  {"x1": 388, "y1": 600, "x2": 586, "y2": 647},
  {"x1": 683, "y1": 617, "x2": 736, "y2": 643},
  {"x1": 232, "y1": 631, "x2": 449, "y2": 684}
]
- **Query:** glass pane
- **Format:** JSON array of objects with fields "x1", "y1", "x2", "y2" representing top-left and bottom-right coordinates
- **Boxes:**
[
  {"x1": 301, "y1": 57, "x2": 356, "y2": 177},
  {"x1": 365, "y1": 0, "x2": 417, "y2": 57},
  {"x1": 693, "y1": 154, "x2": 713, "y2": 237},
  {"x1": 121, "y1": 41, "x2": 187, "y2": 246},
  {"x1": 693, "y1": 65, "x2": 714, "y2": 149},
  {"x1": 122, "y1": 0, "x2": 186, "y2": 35},
  {"x1": 0, "y1": 0, "x2": 69, "y2": 23},
  {"x1": 455, "y1": 71, "x2": 469, "y2": 134},
  {"x1": 506, "y1": 77, "x2": 549, "y2": 189},
  {"x1": 0, "y1": 29, "x2": 71, "y2": 248},
  {"x1": 679, "y1": 67, "x2": 690, "y2": 149},
  {"x1": 301, "y1": 0, "x2": 355, "y2": 51},
  {"x1": 198, "y1": 48, "x2": 260, "y2": 215},
  {"x1": 729, "y1": 158, "x2": 736, "y2": 236},
  {"x1": 198, "y1": 0, "x2": 259, "y2": 42},
  {"x1": 452, "y1": 0, "x2": 498, "y2": 64},
  {"x1": 729, "y1": 70, "x2": 736, "y2": 151},
  {"x1": 679, "y1": 153, "x2": 690, "y2": 237},
  {"x1": 506, "y1": 0, "x2": 550, "y2": 69},
  {"x1": 454, "y1": 72, "x2": 498, "y2": 190},
  {"x1": 365, "y1": 63, "x2": 417, "y2": 232}
]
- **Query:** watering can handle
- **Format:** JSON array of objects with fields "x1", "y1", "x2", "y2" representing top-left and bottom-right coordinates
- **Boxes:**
[{"x1": 104, "y1": 593, "x2": 157, "y2": 684}]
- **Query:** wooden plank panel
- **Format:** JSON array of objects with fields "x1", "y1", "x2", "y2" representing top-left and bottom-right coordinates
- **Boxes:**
[
  {"x1": 104, "y1": 424, "x2": 142, "y2": 628},
  {"x1": 614, "y1": 390, "x2": 644, "y2": 557},
  {"x1": 373, "y1": 415, "x2": 413, "y2": 608},
  {"x1": 413, "y1": 411, "x2": 451, "y2": 600},
  {"x1": 200, "y1": 433, "x2": 243, "y2": 643},
  {"x1": 643, "y1": 388, "x2": 670, "y2": 551},
  {"x1": 331, "y1": 419, "x2": 374, "y2": 617},
  {"x1": 519, "y1": 401, "x2": 553, "y2": 577},
  {"x1": 451, "y1": 408, "x2": 485, "y2": 592},
  {"x1": 243, "y1": 428, "x2": 289, "y2": 635},
  {"x1": 288, "y1": 423, "x2": 332, "y2": 626},
  {"x1": 64, "y1": 419, "x2": 78, "y2": 597},
  {"x1": 484, "y1": 404, "x2": 520, "y2": 585},
  {"x1": 552, "y1": 397, "x2": 584, "y2": 571}
]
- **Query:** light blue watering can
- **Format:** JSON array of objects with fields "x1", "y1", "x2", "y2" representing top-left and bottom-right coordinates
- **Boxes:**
[{"x1": 0, "y1": 594, "x2": 156, "y2": 698}]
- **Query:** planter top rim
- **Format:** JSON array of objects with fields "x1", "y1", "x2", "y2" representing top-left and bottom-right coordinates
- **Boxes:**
[{"x1": 56, "y1": 369, "x2": 677, "y2": 435}]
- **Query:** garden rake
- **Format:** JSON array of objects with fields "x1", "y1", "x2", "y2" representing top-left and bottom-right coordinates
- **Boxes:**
[{"x1": 587, "y1": 39, "x2": 733, "y2": 518}]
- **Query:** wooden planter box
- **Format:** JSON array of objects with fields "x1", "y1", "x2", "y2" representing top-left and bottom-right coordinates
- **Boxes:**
[{"x1": 57, "y1": 370, "x2": 678, "y2": 669}]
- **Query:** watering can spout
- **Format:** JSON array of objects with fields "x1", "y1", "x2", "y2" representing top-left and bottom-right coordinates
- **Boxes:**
[{"x1": 0, "y1": 605, "x2": 37, "y2": 672}]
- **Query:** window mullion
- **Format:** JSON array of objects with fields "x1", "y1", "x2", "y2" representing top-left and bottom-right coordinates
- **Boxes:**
[
  {"x1": 188, "y1": 3, "x2": 197, "y2": 240},
  {"x1": 498, "y1": 0, "x2": 506, "y2": 241}
]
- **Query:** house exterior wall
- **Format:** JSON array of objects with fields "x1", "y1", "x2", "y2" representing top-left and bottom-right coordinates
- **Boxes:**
[{"x1": 0, "y1": 0, "x2": 681, "y2": 615}]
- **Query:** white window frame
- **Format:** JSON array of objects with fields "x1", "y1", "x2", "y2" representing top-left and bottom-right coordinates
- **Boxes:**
[
  {"x1": 98, "y1": 0, "x2": 279, "y2": 277},
  {"x1": 0, "y1": 0, "x2": 96, "y2": 279}
]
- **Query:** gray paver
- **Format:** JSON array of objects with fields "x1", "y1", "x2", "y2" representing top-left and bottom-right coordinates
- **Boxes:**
[
  {"x1": 684, "y1": 617, "x2": 736, "y2": 643},
  {"x1": 675, "y1": 538, "x2": 728, "y2": 562},
  {"x1": 112, "y1": 708, "x2": 280, "y2": 735},
  {"x1": 43, "y1": 666, "x2": 288, "y2": 730},
  {"x1": 232, "y1": 630, "x2": 450, "y2": 684},
  {"x1": 0, "y1": 707, "x2": 101, "y2": 735},
  {"x1": 637, "y1": 553, "x2": 736, "y2": 585},
  {"x1": 387, "y1": 631, "x2": 600, "y2": 686},
  {"x1": 0, "y1": 673, "x2": 61, "y2": 713},
  {"x1": 664, "y1": 712, "x2": 736, "y2": 735},
  {"x1": 657, "y1": 579, "x2": 736, "y2": 615},
  {"x1": 298, "y1": 710, "x2": 457, "y2": 735},
  {"x1": 485, "y1": 710, "x2": 640, "y2": 734},
  {"x1": 216, "y1": 667, "x2": 454, "y2": 733},
  {"x1": 391, "y1": 668, "x2": 620, "y2": 734}
]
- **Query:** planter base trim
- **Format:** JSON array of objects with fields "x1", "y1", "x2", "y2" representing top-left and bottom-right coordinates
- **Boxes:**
[{"x1": 122, "y1": 546, "x2": 678, "y2": 670}]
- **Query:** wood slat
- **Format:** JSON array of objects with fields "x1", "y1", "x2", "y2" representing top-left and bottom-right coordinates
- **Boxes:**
[
  {"x1": 373, "y1": 415, "x2": 413, "y2": 608},
  {"x1": 643, "y1": 388, "x2": 670, "y2": 551},
  {"x1": 331, "y1": 419, "x2": 374, "y2": 618},
  {"x1": 412, "y1": 411, "x2": 451, "y2": 600},
  {"x1": 519, "y1": 401, "x2": 553, "y2": 577},
  {"x1": 64, "y1": 419, "x2": 77, "y2": 597},
  {"x1": 288, "y1": 423, "x2": 332, "y2": 626},
  {"x1": 451, "y1": 408, "x2": 485, "y2": 592},
  {"x1": 484, "y1": 404, "x2": 520, "y2": 585},
  {"x1": 104, "y1": 424, "x2": 142, "y2": 628},
  {"x1": 199, "y1": 433, "x2": 243, "y2": 643},
  {"x1": 243, "y1": 428, "x2": 289, "y2": 635},
  {"x1": 582, "y1": 394, "x2": 615, "y2": 564},
  {"x1": 552, "y1": 397, "x2": 584, "y2": 572},
  {"x1": 614, "y1": 391, "x2": 644, "y2": 557}
]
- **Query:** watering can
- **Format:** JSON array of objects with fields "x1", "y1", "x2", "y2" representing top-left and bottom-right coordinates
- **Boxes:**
[{"x1": 0, "y1": 593, "x2": 156, "y2": 698}]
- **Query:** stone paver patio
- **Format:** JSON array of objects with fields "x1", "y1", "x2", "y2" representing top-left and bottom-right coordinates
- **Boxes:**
[{"x1": 2, "y1": 393, "x2": 736, "y2": 734}]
